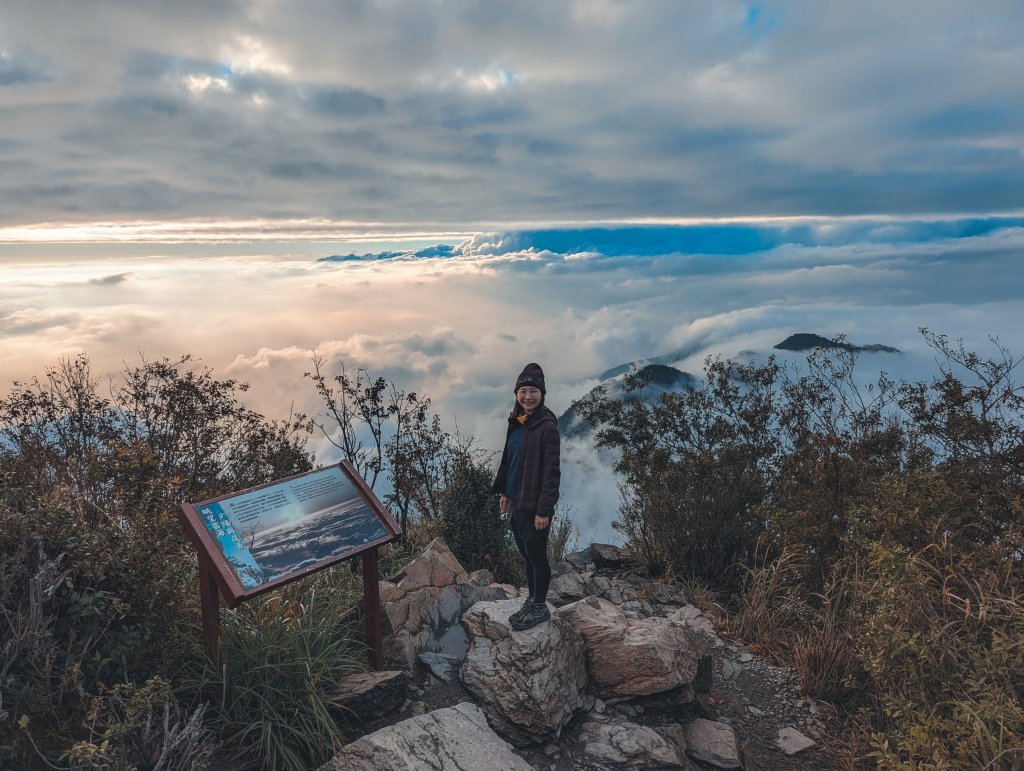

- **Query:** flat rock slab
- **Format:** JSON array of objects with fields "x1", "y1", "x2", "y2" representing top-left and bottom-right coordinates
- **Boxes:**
[
  {"x1": 776, "y1": 726, "x2": 817, "y2": 755},
  {"x1": 318, "y1": 701, "x2": 531, "y2": 771},
  {"x1": 331, "y1": 670, "x2": 412, "y2": 722},
  {"x1": 578, "y1": 717, "x2": 686, "y2": 768},
  {"x1": 684, "y1": 718, "x2": 741, "y2": 769}
]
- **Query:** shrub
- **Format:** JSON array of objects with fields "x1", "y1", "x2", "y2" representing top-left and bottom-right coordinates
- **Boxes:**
[{"x1": 437, "y1": 454, "x2": 520, "y2": 583}]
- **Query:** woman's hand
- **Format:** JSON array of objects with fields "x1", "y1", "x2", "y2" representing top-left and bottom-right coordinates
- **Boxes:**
[
  {"x1": 499, "y1": 495, "x2": 510, "y2": 514},
  {"x1": 534, "y1": 515, "x2": 551, "y2": 530}
]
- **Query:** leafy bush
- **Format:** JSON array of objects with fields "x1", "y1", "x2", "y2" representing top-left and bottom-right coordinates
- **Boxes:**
[
  {"x1": 0, "y1": 354, "x2": 312, "y2": 766},
  {"x1": 437, "y1": 454, "x2": 520, "y2": 583},
  {"x1": 578, "y1": 331, "x2": 1024, "y2": 766}
]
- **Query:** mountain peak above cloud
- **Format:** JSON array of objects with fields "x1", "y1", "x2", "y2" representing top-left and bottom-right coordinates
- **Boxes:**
[{"x1": 774, "y1": 333, "x2": 900, "y2": 354}]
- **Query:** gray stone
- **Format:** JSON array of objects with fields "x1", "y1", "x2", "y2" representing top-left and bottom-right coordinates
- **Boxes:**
[
  {"x1": 739, "y1": 652, "x2": 753, "y2": 663},
  {"x1": 564, "y1": 549, "x2": 595, "y2": 570},
  {"x1": 474, "y1": 583, "x2": 518, "y2": 602},
  {"x1": 589, "y1": 543, "x2": 635, "y2": 569},
  {"x1": 331, "y1": 670, "x2": 412, "y2": 722},
  {"x1": 578, "y1": 717, "x2": 685, "y2": 768},
  {"x1": 460, "y1": 598, "x2": 588, "y2": 745},
  {"x1": 683, "y1": 719, "x2": 741, "y2": 769},
  {"x1": 776, "y1": 726, "x2": 817, "y2": 755},
  {"x1": 550, "y1": 560, "x2": 573, "y2": 577},
  {"x1": 548, "y1": 570, "x2": 588, "y2": 606},
  {"x1": 603, "y1": 587, "x2": 624, "y2": 604},
  {"x1": 668, "y1": 605, "x2": 722, "y2": 645},
  {"x1": 418, "y1": 652, "x2": 460, "y2": 682},
  {"x1": 721, "y1": 659, "x2": 743, "y2": 680},
  {"x1": 560, "y1": 596, "x2": 700, "y2": 698},
  {"x1": 466, "y1": 568, "x2": 494, "y2": 586},
  {"x1": 318, "y1": 701, "x2": 531, "y2": 770}
]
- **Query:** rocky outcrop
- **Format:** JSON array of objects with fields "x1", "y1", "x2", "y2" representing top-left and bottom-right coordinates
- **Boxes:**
[
  {"x1": 317, "y1": 701, "x2": 531, "y2": 771},
  {"x1": 378, "y1": 538, "x2": 478, "y2": 669},
  {"x1": 460, "y1": 598, "x2": 588, "y2": 746},
  {"x1": 559, "y1": 595, "x2": 701, "y2": 698}
]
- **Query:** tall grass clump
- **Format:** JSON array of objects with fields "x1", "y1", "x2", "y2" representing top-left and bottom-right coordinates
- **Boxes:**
[{"x1": 180, "y1": 585, "x2": 366, "y2": 771}]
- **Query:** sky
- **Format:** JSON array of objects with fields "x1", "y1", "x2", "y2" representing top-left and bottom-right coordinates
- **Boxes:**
[{"x1": 2, "y1": 1, "x2": 1024, "y2": 542}]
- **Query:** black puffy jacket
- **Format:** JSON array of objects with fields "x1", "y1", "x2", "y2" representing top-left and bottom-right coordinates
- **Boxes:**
[{"x1": 491, "y1": 406, "x2": 561, "y2": 541}]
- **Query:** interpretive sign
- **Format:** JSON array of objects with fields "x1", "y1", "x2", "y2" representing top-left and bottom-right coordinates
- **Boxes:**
[{"x1": 179, "y1": 461, "x2": 402, "y2": 665}]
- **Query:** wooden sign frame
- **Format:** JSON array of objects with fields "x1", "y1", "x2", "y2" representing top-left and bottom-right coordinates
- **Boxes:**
[{"x1": 179, "y1": 461, "x2": 402, "y2": 667}]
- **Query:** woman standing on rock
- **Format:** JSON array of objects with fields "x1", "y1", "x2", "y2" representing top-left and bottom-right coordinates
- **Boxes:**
[{"x1": 492, "y1": 363, "x2": 561, "y2": 631}]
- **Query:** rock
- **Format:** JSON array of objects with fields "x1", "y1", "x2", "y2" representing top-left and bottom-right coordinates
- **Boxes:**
[
  {"x1": 589, "y1": 543, "x2": 635, "y2": 569},
  {"x1": 564, "y1": 549, "x2": 595, "y2": 570},
  {"x1": 620, "y1": 600, "x2": 645, "y2": 618},
  {"x1": 318, "y1": 701, "x2": 531, "y2": 770},
  {"x1": 331, "y1": 670, "x2": 412, "y2": 721},
  {"x1": 776, "y1": 726, "x2": 817, "y2": 755},
  {"x1": 721, "y1": 659, "x2": 743, "y2": 680},
  {"x1": 683, "y1": 719, "x2": 741, "y2": 769},
  {"x1": 739, "y1": 651, "x2": 753, "y2": 663},
  {"x1": 418, "y1": 652, "x2": 460, "y2": 682},
  {"x1": 379, "y1": 538, "x2": 478, "y2": 669},
  {"x1": 578, "y1": 717, "x2": 685, "y2": 768},
  {"x1": 550, "y1": 560, "x2": 573, "y2": 577},
  {"x1": 649, "y1": 582, "x2": 689, "y2": 607},
  {"x1": 603, "y1": 587, "x2": 624, "y2": 604},
  {"x1": 460, "y1": 598, "x2": 588, "y2": 745},
  {"x1": 547, "y1": 570, "x2": 588, "y2": 605},
  {"x1": 748, "y1": 706, "x2": 765, "y2": 718},
  {"x1": 474, "y1": 583, "x2": 518, "y2": 602},
  {"x1": 466, "y1": 568, "x2": 494, "y2": 586},
  {"x1": 559, "y1": 596, "x2": 700, "y2": 698},
  {"x1": 668, "y1": 604, "x2": 721, "y2": 644}
]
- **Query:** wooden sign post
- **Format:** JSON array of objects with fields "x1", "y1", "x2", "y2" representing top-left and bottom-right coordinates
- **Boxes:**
[{"x1": 178, "y1": 461, "x2": 402, "y2": 667}]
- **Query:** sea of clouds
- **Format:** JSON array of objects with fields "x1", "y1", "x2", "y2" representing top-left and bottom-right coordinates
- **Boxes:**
[{"x1": 3, "y1": 218, "x2": 1024, "y2": 543}]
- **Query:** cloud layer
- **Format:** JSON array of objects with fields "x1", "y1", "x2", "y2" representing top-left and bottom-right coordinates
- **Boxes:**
[
  {"x1": 3, "y1": 219, "x2": 1023, "y2": 542},
  {"x1": 1, "y1": 1, "x2": 1023, "y2": 225}
]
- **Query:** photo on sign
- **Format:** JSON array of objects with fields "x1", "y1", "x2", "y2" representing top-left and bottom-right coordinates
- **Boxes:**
[{"x1": 196, "y1": 466, "x2": 388, "y2": 590}]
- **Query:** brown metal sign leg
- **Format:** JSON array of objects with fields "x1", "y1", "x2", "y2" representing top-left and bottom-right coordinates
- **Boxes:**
[
  {"x1": 198, "y1": 555, "x2": 221, "y2": 661},
  {"x1": 362, "y1": 548, "x2": 383, "y2": 670}
]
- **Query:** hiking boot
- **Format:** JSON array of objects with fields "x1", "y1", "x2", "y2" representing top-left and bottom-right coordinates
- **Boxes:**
[
  {"x1": 509, "y1": 598, "x2": 534, "y2": 626},
  {"x1": 510, "y1": 601, "x2": 551, "y2": 631}
]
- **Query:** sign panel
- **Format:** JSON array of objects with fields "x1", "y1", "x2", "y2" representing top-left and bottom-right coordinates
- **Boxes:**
[{"x1": 182, "y1": 462, "x2": 401, "y2": 602}]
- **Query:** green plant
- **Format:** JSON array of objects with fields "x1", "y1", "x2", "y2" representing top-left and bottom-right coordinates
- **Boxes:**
[
  {"x1": 547, "y1": 505, "x2": 581, "y2": 563},
  {"x1": 437, "y1": 454, "x2": 519, "y2": 582},
  {"x1": 180, "y1": 585, "x2": 366, "y2": 771}
]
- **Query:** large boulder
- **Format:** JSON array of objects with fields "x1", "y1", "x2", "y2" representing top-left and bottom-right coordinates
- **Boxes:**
[
  {"x1": 460, "y1": 598, "x2": 588, "y2": 746},
  {"x1": 559, "y1": 596, "x2": 701, "y2": 698},
  {"x1": 317, "y1": 701, "x2": 531, "y2": 770},
  {"x1": 378, "y1": 538, "x2": 478, "y2": 669}
]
